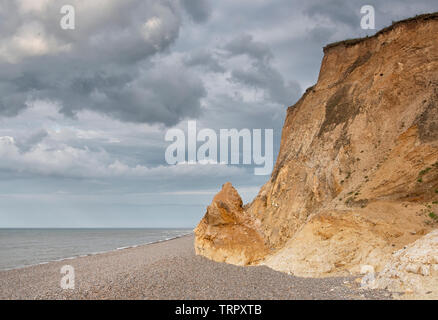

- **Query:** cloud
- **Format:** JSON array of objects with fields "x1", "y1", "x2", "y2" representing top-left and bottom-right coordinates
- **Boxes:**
[
  {"x1": 61, "y1": 62, "x2": 207, "y2": 125},
  {"x1": 229, "y1": 63, "x2": 301, "y2": 106},
  {"x1": 0, "y1": 21, "x2": 70, "y2": 63},
  {"x1": 224, "y1": 34, "x2": 273, "y2": 62},
  {"x1": 223, "y1": 34, "x2": 301, "y2": 106},
  {"x1": 0, "y1": 0, "x2": 206, "y2": 126},
  {"x1": 0, "y1": 133, "x2": 246, "y2": 179},
  {"x1": 15, "y1": 129, "x2": 48, "y2": 152},
  {"x1": 304, "y1": 0, "x2": 360, "y2": 28},
  {"x1": 183, "y1": 50, "x2": 226, "y2": 73},
  {"x1": 180, "y1": 0, "x2": 212, "y2": 23}
]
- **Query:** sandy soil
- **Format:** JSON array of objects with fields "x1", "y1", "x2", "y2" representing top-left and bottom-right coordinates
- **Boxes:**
[{"x1": 0, "y1": 234, "x2": 391, "y2": 300}]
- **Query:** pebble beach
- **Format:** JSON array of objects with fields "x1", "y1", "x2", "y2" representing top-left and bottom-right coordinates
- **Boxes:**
[{"x1": 0, "y1": 234, "x2": 391, "y2": 300}]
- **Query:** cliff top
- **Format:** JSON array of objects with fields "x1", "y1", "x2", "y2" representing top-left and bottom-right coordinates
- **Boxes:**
[{"x1": 323, "y1": 12, "x2": 438, "y2": 53}]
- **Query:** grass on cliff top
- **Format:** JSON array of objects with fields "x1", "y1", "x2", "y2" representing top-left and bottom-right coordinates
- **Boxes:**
[{"x1": 323, "y1": 12, "x2": 438, "y2": 53}]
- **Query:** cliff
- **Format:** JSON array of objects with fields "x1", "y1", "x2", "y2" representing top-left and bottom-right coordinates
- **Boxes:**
[{"x1": 194, "y1": 13, "x2": 438, "y2": 281}]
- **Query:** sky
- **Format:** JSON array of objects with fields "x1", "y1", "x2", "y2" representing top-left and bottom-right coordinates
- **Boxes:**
[{"x1": 0, "y1": 0, "x2": 437, "y2": 228}]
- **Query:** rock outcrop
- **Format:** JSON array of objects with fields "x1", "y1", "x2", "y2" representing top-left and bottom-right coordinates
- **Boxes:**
[
  {"x1": 372, "y1": 229, "x2": 438, "y2": 299},
  {"x1": 194, "y1": 182, "x2": 269, "y2": 265},
  {"x1": 195, "y1": 13, "x2": 438, "y2": 282}
]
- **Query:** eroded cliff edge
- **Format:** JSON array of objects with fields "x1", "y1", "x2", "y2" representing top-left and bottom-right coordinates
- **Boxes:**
[{"x1": 195, "y1": 13, "x2": 438, "y2": 280}]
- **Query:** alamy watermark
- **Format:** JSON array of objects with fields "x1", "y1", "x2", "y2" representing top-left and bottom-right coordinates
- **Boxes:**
[
  {"x1": 60, "y1": 265, "x2": 75, "y2": 289},
  {"x1": 60, "y1": 5, "x2": 75, "y2": 30},
  {"x1": 165, "y1": 121, "x2": 273, "y2": 176},
  {"x1": 361, "y1": 5, "x2": 375, "y2": 30},
  {"x1": 360, "y1": 265, "x2": 376, "y2": 288},
  {"x1": 57, "y1": 3, "x2": 375, "y2": 31}
]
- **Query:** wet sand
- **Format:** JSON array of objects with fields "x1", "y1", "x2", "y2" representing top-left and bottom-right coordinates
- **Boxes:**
[{"x1": 0, "y1": 234, "x2": 391, "y2": 299}]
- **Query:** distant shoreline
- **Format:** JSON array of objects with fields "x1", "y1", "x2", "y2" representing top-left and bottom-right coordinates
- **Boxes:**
[{"x1": 0, "y1": 231, "x2": 193, "y2": 272}]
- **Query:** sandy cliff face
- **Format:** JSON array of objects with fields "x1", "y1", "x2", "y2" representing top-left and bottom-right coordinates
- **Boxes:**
[{"x1": 195, "y1": 13, "x2": 438, "y2": 279}]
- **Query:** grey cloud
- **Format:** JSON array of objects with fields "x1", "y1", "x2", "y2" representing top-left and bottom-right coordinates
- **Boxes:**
[
  {"x1": 183, "y1": 50, "x2": 226, "y2": 73},
  {"x1": 223, "y1": 34, "x2": 301, "y2": 106},
  {"x1": 0, "y1": 0, "x2": 205, "y2": 126},
  {"x1": 230, "y1": 63, "x2": 301, "y2": 106},
  {"x1": 0, "y1": 93, "x2": 27, "y2": 117},
  {"x1": 224, "y1": 34, "x2": 273, "y2": 62},
  {"x1": 307, "y1": 25, "x2": 337, "y2": 43},
  {"x1": 15, "y1": 61, "x2": 207, "y2": 125},
  {"x1": 203, "y1": 94, "x2": 286, "y2": 132},
  {"x1": 181, "y1": 0, "x2": 212, "y2": 23},
  {"x1": 303, "y1": 0, "x2": 438, "y2": 40},
  {"x1": 16, "y1": 129, "x2": 48, "y2": 153},
  {"x1": 304, "y1": 0, "x2": 360, "y2": 28},
  {"x1": 89, "y1": 64, "x2": 206, "y2": 125}
]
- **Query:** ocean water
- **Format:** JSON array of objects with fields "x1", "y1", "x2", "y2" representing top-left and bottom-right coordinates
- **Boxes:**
[{"x1": 0, "y1": 228, "x2": 193, "y2": 271}]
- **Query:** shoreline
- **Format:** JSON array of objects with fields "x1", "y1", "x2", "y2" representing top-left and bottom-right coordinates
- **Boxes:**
[
  {"x1": 0, "y1": 232, "x2": 194, "y2": 272},
  {"x1": 0, "y1": 234, "x2": 391, "y2": 300}
]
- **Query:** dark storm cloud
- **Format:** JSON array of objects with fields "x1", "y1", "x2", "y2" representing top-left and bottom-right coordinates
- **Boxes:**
[
  {"x1": 90, "y1": 64, "x2": 206, "y2": 124},
  {"x1": 0, "y1": 0, "x2": 206, "y2": 126},
  {"x1": 10, "y1": 59, "x2": 207, "y2": 125}
]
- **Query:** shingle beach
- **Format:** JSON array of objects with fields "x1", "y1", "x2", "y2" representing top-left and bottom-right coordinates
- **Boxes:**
[{"x1": 0, "y1": 234, "x2": 391, "y2": 300}]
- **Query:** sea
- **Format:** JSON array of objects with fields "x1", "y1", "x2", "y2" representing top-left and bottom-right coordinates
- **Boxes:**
[{"x1": 0, "y1": 228, "x2": 193, "y2": 271}]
